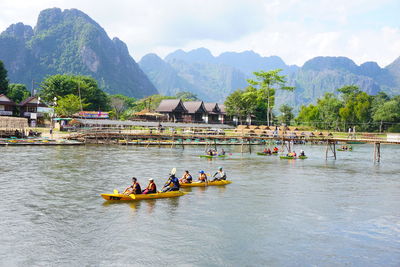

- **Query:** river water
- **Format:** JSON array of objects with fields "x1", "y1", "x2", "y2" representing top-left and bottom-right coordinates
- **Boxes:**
[{"x1": 0, "y1": 144, "x2": 399, "y2": 266}]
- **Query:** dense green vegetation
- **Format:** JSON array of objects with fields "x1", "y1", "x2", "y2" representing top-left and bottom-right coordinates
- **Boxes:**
[
  {"x1": 296, "y1": 86, "x2": 400, "y2": 132},
  {"x1": 39, "y1": 74, "x2": 109, "y2": 111},
  {"x1": 55, "y1": 94, "x2": 89, "y2": 117},
  {"x1": 7, "y1": 84, "x2": 30, "y2": 103},
  {"x1": 0, "y1": 60, "x2": 9, "y2": 94}
]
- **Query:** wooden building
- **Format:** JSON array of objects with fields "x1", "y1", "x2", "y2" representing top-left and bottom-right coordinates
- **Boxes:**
[
  {"x1": 18, "y1": 96, "x2": 48, "y2": 126},
  {"x1": 155, "y1": 99, "x2": 188, "y2": 122},
  {"x1": 182, "y1": 101, "x2": 207, "y2": 123},
  {"x1": 204, "y1": 103, "x2": 224, "y2": 124},
  {"x1": 0, "y1": 94, "x2": 16, "y2": 116}
]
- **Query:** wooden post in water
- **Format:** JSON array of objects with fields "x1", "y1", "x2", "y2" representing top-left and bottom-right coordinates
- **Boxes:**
[
  {"x1": 333, "y1": 142, "x2": 336, "y2": 160},
  {"x1": 248, "y1": 139, "x2": 252, "y2": 154},
  {"x1": 374, "y1": 142, "x2": 381, "y2": 162},
  {"x1": 241, "y1": 139, "x2": 244, "y2": 153},
  {"x1": 325, "y1": 141, "x2": 329, "y2": 159}
]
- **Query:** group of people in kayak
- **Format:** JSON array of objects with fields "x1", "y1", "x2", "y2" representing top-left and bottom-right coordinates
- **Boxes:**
[
  {"x1": 262, "y1": 147, "x2": 279, "y2": 154},
  {"x1": 123, "y1": 167, "x2": 227, "y2": 195},
  {"x1": 206, "y1": 148, "x2": 226, "y2": 156},
  {"x1": 340, "y1": 145, "x2": 353, "y2": 150},
  {"x1": 123, "y1": 177, "x2": 157, "y2": 195},
  {"x1": 286, "y1": 149, "x2": 306, "y2": 157}
]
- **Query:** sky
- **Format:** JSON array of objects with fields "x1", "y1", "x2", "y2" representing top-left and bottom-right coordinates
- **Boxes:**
[{"x1": 0, "y1": 0, "x2": 399, "y2": 67}]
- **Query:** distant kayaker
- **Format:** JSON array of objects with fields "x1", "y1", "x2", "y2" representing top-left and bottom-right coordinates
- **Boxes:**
[
  {"x1": 207, "y1": 149, "x2": 213, "y2": 156},
  {"x1": 300, "y1": 150, "x2": 305, "y2": 156},
  {"x1": 273, "y1": 147, "x2": 279, "y2": 153},
  {"x1": 266, "y1": 148, "x2": 272, "y2": 155},
  {"x1": 293, "y1": 151, "x2": 297, "y2": 157},
  {"x1": 198, "y1": 170, "x2": 208, "y2": 183},
  {"x1": 212, "y1": 167, "x2": 227, "y2": 181},
  {"x1": 162, "y1": 174, "x2": 180, "y2": 192},
  {"x1": 123, "y1": 177, "x2": 142, "y2": 195},
  {"x1": 142, "y1": 178, "x2": 157, "y2": 194},
  {"x1": 220, "y1": 148, "x2": 226, "y2": 155},
  {"x1": 179, "y1": 170, "x2": 192, "y2": 184}
]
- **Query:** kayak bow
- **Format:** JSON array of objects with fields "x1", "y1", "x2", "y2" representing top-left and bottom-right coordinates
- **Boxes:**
[
  {"x1": 101, "y1": 191, "x2": 187, "y2": 201},
  {"x1": 180, "y1": 180, "x2": 232, "y2": 187}
]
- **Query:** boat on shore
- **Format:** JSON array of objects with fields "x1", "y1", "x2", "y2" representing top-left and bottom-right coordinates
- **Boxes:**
[
  {"x1": 180, "y1": 180, "x2": 232, "y2": 187},
  {"x1": 101, "y1": 191, "x2": 187, "y2": 201}
]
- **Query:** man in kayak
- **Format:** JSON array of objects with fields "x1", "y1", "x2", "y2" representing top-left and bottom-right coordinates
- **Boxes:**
[
  {"x1": 198, "y1": 170, "x2": 208, "y2": 183},
  {"x1": 123, "y1": 177, "x2": 142, "y2": 195},
  {"x1": 142, "y1": 178, "x2": 157, "y2": 194},
  {"x1": 300, "y1": 149, "x2": 305, "y2": 156},
  {"x1": 179, "y1": 170, "x2": 192, "y2": 184},
  {"x1": 220, "y1": 148, "x2": 226, "y2": 155},
  {"x1": 162, "y1": 174, "x2": 180, "y2": 192},
  {"x1": 212, "y1": 167, "x2": 226, "y2": 181},
  {"x1": 266, "y1": 148, "x2": 272, "y2": 155}
]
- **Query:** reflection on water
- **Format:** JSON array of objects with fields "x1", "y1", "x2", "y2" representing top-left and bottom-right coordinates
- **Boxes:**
[{"x1": 0, "y1": 144, "x2": 400, "y2": 266}]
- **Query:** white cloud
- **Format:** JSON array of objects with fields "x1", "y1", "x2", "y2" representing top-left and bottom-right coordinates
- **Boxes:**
[{"x1": 0, "y1": 0, "x2": 399, "y2": 66}]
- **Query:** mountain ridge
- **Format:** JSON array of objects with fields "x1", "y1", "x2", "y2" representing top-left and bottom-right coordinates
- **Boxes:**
[{"x1": 0, "y1": 8, "x2": 158, "y2": 98}]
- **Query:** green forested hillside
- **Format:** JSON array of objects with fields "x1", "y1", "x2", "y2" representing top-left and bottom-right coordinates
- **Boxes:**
[{"x1": 0, "y1": 8, "x2": 157, "y2": 98}]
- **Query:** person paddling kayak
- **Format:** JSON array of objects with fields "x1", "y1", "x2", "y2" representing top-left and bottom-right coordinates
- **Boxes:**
[
  {"x1": 179, "y1": 170, "x2": 192, "y2": 184},
  {"x1": 212, "y1": 167, "x2": 227, "y2": 181},
  {"x1": 123, "y1": 177, "x2": 142, "y2": 195},
  {"x1": 198, "y1": 170, "x2": 208, "y2": 183},
  {"x1": 142, "y1": 178, "x2": 157, "y2": 194},
  {"x1": 162, "y1": 174, "x2": 180, "y2": 192}
]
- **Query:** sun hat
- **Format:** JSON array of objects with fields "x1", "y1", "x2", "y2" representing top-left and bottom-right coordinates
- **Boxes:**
[
  {"x1": 149, "y1": 178, "x2": 154, "y2": 181},
  {"x1": 199, "y1": 170, "x2": 204, "y2": 174}
]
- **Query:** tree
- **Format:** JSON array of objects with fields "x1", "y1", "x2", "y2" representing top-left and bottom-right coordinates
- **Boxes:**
[
  {"x1": 7, "y1": 84, "x2": 30, "y2": 103},
  {"x1": 316, "y1": 93, "x2": 342, "y2": 130},
  {"x1": 338, "y1": 86, "x2": 372, "y2": 131},
  {"x1": 224, "y1": 88, "x2": 255, "y2": 123},
  {"x1": 55, "y1": 94, "x2": 89, "y2": 117},
  {"x1": 296, "y1": 104, "x2": 320, "y2": 128},
  {"x1": 39, "y1": 74, "x2": 109, "y2": 111},
  {"x1": 278, "y1": 104, "x2": 294, "y2": 126},
  {"x1": 373, "y1": 98, "x2": 400, "y2": 132},
  {"x1": 0, "y1": 60, "x2": 9, "y2": 95},
  {"x1": 247, "y1": 69, "x2": 294, "y2": 126},
  {"x1": 109, "y1": 94, "x2": 136, "y2": 120},
  {"x1": 133, "y1": 94, "x2": 175, "y2": 112}
]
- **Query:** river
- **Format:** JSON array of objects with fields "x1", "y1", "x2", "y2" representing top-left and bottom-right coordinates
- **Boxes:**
[{"x1": 1, "y1": 144, "x2": 399, "y2": 266}]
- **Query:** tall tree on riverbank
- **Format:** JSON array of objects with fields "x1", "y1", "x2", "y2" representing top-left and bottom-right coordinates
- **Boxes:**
[
  {"x1": 0, "y1": 60, "x2": 9, "y2": 95},
  {"x1": 7, "y1": 84, "x2": 30, "y2": 103},
  {"x1": 246, "y1": 69, "x2": 294, "y2": 126},
  {"x1": 39, "y1": 74, "x2": 109, "y2": 111},
  {"x1": 225, "y1": 69, "x2": 294, "y2": 124}
]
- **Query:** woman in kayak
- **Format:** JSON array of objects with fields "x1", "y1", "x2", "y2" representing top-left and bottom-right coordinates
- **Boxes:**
[
  {"x1": 142, "y1": 178, "x2": 157, "y2": 194},
  {"x1": 179, "y1": 170, "x2": 192, "y2": 184},
  {"x1": 198, "y1": 170, "x2": 208, "y2": 183},
  {"x1": 123, "y1": 177, "x2": 142, "y2": 195}
]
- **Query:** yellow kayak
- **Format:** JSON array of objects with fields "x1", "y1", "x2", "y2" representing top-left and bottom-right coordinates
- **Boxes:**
[
  {"x1": 180, "y1": 180, "x2": 232, "y2": 187},
  {"x1": 101, "y1": 190, "x2": 187, "y2": 201}
]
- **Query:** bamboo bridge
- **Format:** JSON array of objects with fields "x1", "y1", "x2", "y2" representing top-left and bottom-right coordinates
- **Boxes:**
[{"x1": 67, "y1": 129, "x2": 400, "y2": 163}]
